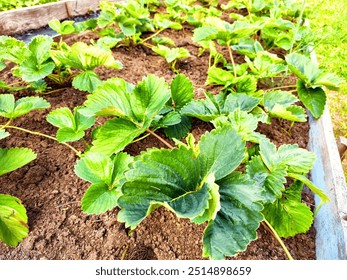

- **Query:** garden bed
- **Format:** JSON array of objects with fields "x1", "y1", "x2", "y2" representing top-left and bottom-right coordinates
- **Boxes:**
[{"x1": 0, "y1": 0, "x2": 346, "y2": 260}]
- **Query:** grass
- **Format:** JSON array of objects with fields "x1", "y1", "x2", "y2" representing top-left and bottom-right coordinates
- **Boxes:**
[{"x1": 306, "y1": 0, "x2": 347, "y2": 173}]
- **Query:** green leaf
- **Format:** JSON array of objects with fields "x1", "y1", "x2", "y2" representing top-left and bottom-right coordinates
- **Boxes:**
[
  {"x1": 164, "y1": 115, "x2": 192, "y2": 140},
  {"x1": 0, "y1": 194, "x2": 28, "y2": 247},
  {"x1": 203, "y1": 172, "x2": 263, "y2": 259},
  {"x1": 0, "y1": 94, "x2": 50, "y2": 119},
  {"x1": 199, "y1": 126, "x2": 246, "y2": 180},
  {"x1": 262, "y1": 181, "x2": 313, "y2": 238},
  {"x1": 118, "y1": 126, "x2": 247, "y2": 229},
  {"x1": 76, "y1": 152, "x2": 133, "y2": 214},
  {"x1": 118, "y1": 146, "x2": 202, "y2": 228},
  {"x1": 170, "y1": 74, "x2": 194, "y2": 109},
  {"x1": 247, "y1": 155, "x2": 286, "y2": 203},
  {"x1": 212, "y1": 110, "x2": 264, "y2": 143},
  {"x1": 268, "y1": 104, "x2": 307, "y2": 122},
  {"x1": 286, "y1": 53, "x2": 343, "y2": 90},
  {"x1": 263, "y1": 90, "x2": 307, "y2": 122},
  {"x1": 277, "y1": 144, "x2": 316, "y2": 174},
  {"x1": 152, "y1": 45, "x2": 190, "y2": 64},
  {"x1": 206, "y1": 67, "x2": 234, "y2": 86},
  {"x1": 80, "y1": 77, "x2": 134, "y2": 117},
  {"x1": 181, "y1": 92, "x2": 260, "y2": 122},
  {"x1": 47, "y1": 105, "x2": 95, "y2": 143},
  {"x1": 0, "y1": 36, "x2": 30, "y2": 64},
  {"x1": 0, "y1": 148, "x2": 36, "y2": 176},
  {"x1": 19, "y1": 60, "x2": 55, "y2": 82},
  {"x1": 81, "y1": 182, "x2": 120, "y2": 214},
  {"x1": 28, "y1": 35, "x2": 53, "y2": 65},
  {"x1": 49, "y1": 19, "x2": 75, "y2": 35},
  {"x1": 50, "y1": 42, "x2": 123, "y2": 71},
  {"x1": 287, "y1": 173, "x2": 329, "y2": 204},
  {"x1": 18, "y1": 35, "x2": 55, "y2": 82},
  {"x1": 90, "y1": 118, "x2": 146, "y2": 155},
  {"x1": 193, "y1": 26, "x2": 219, "y2": 42},
  {"x1": 72, "y1": 71, "x2": 102, "y2": 93},
  {"x1": 297, "y1": 80, "x2": 326, "y2": 119}
]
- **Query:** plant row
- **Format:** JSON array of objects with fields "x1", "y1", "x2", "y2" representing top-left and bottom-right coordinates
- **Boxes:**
[{"x1": 0, "y1": 0, "x2": 344, "y2": 259}]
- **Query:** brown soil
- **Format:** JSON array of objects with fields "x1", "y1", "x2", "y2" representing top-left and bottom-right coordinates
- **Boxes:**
[{"x1": 0, "y1": 24, "x2": 315, "y2": 260}]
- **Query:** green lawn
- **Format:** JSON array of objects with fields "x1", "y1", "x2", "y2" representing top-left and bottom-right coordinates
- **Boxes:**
[{"x1": 306, "y1": 0, "x2": 347, "y2": 171}]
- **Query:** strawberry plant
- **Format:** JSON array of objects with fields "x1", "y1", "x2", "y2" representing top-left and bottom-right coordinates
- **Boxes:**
[{"x1": 0, "y1": 148, "x2": 37, "y2": 246}]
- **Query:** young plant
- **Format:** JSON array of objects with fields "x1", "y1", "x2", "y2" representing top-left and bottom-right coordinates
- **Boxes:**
[
  {"x1": 151, "y1": 44, "x2": 190, "y2": 73},
  {"x1": 50, "y1": 42, "x2": 123, "y2": 92},
  {"x1": 286, "y1": 53, "x2": 344, "y2": 118},
  {"x1": 79, "y1": 73, "x2": 194, "y2": 155}
]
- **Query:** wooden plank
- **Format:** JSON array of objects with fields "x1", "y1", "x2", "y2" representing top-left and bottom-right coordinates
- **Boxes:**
[
  {"x1": 309, "y1": 106, "x2": 347, "y2": 259},
  {"x1": 0, "y1": 0, "x2": 120, "y2": 36}
]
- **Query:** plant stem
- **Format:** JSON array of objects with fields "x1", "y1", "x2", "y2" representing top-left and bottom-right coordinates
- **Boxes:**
[
  {"x1": 227, "y1": 43, "x2": 237, "y2": 78},
  {"x1": 265, "y1": 85, "x2": 297, "y2": 91},
  {"x1": 131, "y1": 133, "x2": 150, "y2": 144},
  {"x1": 263, "y1": 218, "x2": 294, "y2": 260},
  {"x1": 6, "y1": 125, "x2": 81, "y2": 156},
  {"x1": 42, "y1": 87, "x2": 69, "y2": 95},
  {"x1": 0, "y1": 119, "x2": 12, "y2": 130},
  {"x1": 146, "y1": 129, "x2": 173, "y2": 149},
  {"x1": 142, "y1": 28, "x2": 164, "y2": 44}
]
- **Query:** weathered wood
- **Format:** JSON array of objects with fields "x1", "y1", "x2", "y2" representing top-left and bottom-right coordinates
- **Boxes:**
[
  {"x1": 0, "y1": 0, "x2": 120, "y2": 36},
  {"x1": 309, "y1": 107, "x2": 347, "y2": 260},
  {"x1": 337, "y1": 136, "x2": 347, "y2": 160}
]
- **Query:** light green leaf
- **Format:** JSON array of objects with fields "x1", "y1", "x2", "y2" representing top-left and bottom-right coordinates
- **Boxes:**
[
  {"x1": 50, "y1": 42, "x2": 123, "y2": 71},
  {"x1": 264, "y1": 90, "x2": 298, "y2": 109},
  {"x1": 19, "y1": 60, "x2": 55, "y2": 82},
  {"x1": 297, "y1": 80, "x2": 326, "y2": 119},
  {"x1": 212, "y1": 110, "x2": 263, "y2": 143},
  {"x1": 28, "y1": 35, "x2": 53, "y2": 65},
  {"x1": 47, "y1": 107, "x2": 75, "y2": 129},
  {"x1": 0, "y1": 36, "x2": 30, "y2": 64},
  {"x1": 72, "y1": 71, "x2": 102, "y2": 93},
  {"x1": 0, "y1": 148, "x2": 36, "y2": 176},
  {"x1": 202, "y1": 172, "x2": 263, "y2": 260},
  {"x1": 263, "y1": 198, "x2": 313, "y2": 238},
  {"x1": 206, "y1": 67, "x2": 234, "y2": 86},
  {"x1": 277, "y1": 144, "x2": 316, "y2": 174},
  {"x1": 288, "y1": 173, "x2": 329, "y2": 203},
  {"x1": 313, "y1": 72, "x2": 344, "y2": 91},
  {"x1": 224, "y1": 93, "x2": 260, "y2": 112},
  {"x1": 152, "y1": 45, "x2": 190, "y2": 64},
  {"x1": 49, "y1": 19, "x2": 75, "y2": 35},
  {"x1": 47, "y1": 106, "x2": 95, "y2": 143},
  {"x1": 0, "y1": 94, "x2": 50, "y2": 119},
  {"x1": 0, "y1": 194, "x2": 28, "y2": 247},
  {"x1": 268, "y1": 104, "x2": 307, "y2": 122}
]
